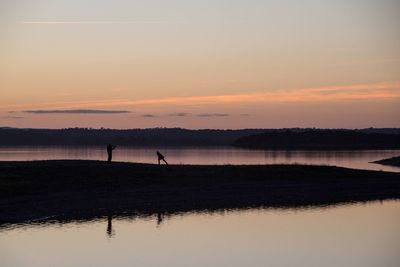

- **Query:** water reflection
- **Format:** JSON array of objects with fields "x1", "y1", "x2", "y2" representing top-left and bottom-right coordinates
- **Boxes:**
[
  {"x1": 0, "y1": 201, "x2": 399, "y2": 267},
  {"x1": 157, "y1": 212, "x2": 165, "y2": 227},
  {"x1": 105, "y1": 213, "x2": 165, "y2": 238},
  {"x1": 0, "y1": 200, "x2": 389, "y2": 233},
  {"x1": 107, "y1": 215, "x2": 115, "y2": 238},
  {"x1": 0, "y1": 146, "x2": 399, "y2": 172}
]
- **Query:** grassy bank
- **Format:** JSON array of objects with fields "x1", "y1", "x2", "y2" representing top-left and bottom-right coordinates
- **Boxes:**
[{"x1": 1, "y1": 160, "x2": 400, "y2": 224}]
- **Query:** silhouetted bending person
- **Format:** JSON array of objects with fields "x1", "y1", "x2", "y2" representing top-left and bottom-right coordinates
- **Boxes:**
[
  {"x1": 107, "y1": 144, "x2": 116, "y2": 163},
  {"x1": 157, "y1": 151, "x2": 168, "y2": 165}
]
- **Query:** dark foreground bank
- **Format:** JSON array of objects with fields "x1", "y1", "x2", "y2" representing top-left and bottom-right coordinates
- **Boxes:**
[
  {"x1": 373, "y1": 156, "x2": 400, "y2": 167},
  {"x1": 1, "y1": 160, "x2": 400, "y2": 224}
]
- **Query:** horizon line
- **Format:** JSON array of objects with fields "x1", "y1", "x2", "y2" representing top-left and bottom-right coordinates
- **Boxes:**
[{"x1": 0, "y1": 126, "x2": 398, "y2": 131}]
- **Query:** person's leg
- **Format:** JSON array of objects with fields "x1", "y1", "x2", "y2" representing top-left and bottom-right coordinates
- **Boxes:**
[
  {"x1": 158, "y1": 158, "x2": 161, "y2": 165},
  {"x1": 163, "y1": 159, "x2": 168, "y2": 165}
]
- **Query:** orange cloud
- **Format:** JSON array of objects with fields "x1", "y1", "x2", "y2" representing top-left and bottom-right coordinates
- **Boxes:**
[
  {"x1": 3, "y1": 82, "x2": 400, "y2": 111},
  {"x1": 63, "y1": 81, "x2": 400, "y2": 108}
]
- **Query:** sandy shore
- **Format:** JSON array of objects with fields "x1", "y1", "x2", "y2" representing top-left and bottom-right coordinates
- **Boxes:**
[{"x1": 1, "y1": 160, "x2": 400, "y2": 224}]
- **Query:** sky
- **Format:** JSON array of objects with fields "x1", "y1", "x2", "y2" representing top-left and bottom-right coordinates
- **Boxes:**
[{"x1": 1, "y1": 0, "x2": 399, "y2": 129}]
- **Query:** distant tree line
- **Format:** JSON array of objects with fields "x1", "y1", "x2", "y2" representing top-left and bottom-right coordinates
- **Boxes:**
[
  {"x1": 0, "y1": 127, "x2": 266, "y2": 146},
  {"x1": 0, "y1": 127, "x2": 399, "y2": 149},
  {"x1": 233, "y1": 129, "x2": 400, "y2": 150}
]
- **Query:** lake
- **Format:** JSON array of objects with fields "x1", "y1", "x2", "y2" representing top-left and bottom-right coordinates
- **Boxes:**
[
  {"x1": 0, "y1": 146, "x2": 399, "y2": 172},
  {"x1": 0, "y1": 200, "x2": 399, "y2": 267},
  {"x1": 1, "y1": 148, "x2": 399, "y2": 266}
]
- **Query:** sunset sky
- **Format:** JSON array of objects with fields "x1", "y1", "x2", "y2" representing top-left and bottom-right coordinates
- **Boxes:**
[{"x1": 1, "y1": 0, "x2": 399, "y2": 129}]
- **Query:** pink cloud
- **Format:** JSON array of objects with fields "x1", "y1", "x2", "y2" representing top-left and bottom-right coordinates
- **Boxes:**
[{"x1": 3, "y1": 82, "x2": 400, "y2": 111}]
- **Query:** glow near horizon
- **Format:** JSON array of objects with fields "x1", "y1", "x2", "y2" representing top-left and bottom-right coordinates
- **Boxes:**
[{"x1": 1, "y1": 0, "x2": 399, "y2": 128}]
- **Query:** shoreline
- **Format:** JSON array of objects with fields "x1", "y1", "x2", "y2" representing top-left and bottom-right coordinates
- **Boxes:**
[
  {"x1": 1, "y1": 160, "x2": 400, "y2": 225},
  {"x1": 373, "y1": 156, "x2": 400, "y2": 167}
]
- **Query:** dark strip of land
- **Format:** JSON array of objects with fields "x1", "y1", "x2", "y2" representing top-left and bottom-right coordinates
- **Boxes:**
[
  {"x1": 1, "y1": 127, "x2": 400, "y2": 149},
  {"x1": 233, "y1": 130, "x2": 400, "y2": 150},
  {"x1": 373, "y1": 156, "x2": 400, "y2": 167},
  {"x1": 1, "y1": 160, "x2": 400, "y2": 225}
]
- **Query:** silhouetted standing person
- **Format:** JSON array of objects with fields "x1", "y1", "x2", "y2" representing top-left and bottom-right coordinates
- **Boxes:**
[
  {"x1": 157, "y1": 151, "x2": 168, "y2": 165},
  {"x1": 107, "y1": 144, "x2": 116, "y2": 163}
]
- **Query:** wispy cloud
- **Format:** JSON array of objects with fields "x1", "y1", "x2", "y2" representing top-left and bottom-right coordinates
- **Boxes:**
[
  {"x1": 21, "y1": 20, "x2": 176, "y2": 25},
  {"x1": 336, "y1": 58, "x2": 400, "y2": 66},
  {"x1": 4, "y1": 82, "x2": 399, "y2": 112},
  {"x1": 3, "y1": 116, "x2": 24, "y2": 119},
  {"x1": 24, "y1": 109, "x2": 130, "y2": 114},
  {"x1": 197, "y1": 113, "x2": 229, "y2": 117},
  {"x1": 169, "y1": 112, "x2": 188, "y2": 117},
  {"x1": 141, "y1": 114, "x2": 157, "y2": 118},
  {"x1": 60, "y1": 82, "x2": 399, "y2": 108}
]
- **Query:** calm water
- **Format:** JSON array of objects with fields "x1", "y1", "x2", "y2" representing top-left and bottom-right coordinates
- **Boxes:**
[
  {"x1": 0, "y1": 146, "x2": 399, "y2": 172},
  {"x1": 0, "y1": 201, "x2": 399, "y2": 267}
]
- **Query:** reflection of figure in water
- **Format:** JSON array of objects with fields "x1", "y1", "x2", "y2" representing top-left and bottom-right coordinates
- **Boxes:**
[
  {"x1": 157, "y1": 212, "x2": 165, "y2": 227},
  {"x1": 156, "y1": 151, "x2": 168, "y2": 165},
  {"x1": 107, "y1": 144, "x2": 116, "y2": 163},
  {"x1": 107, "y1": 215, "x2": 115, "y2": 238}
]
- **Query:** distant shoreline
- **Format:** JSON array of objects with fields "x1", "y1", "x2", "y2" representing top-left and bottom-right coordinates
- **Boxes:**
[
  {"x1": 373, "y1": 156, "x2": 400, "y2": 167},
  {"x1": 1, "y1": 127, "x2": 399, "y2": 149},
  {"x1": 1, "y1": 160, "x2": 400, "y2": 225}
]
